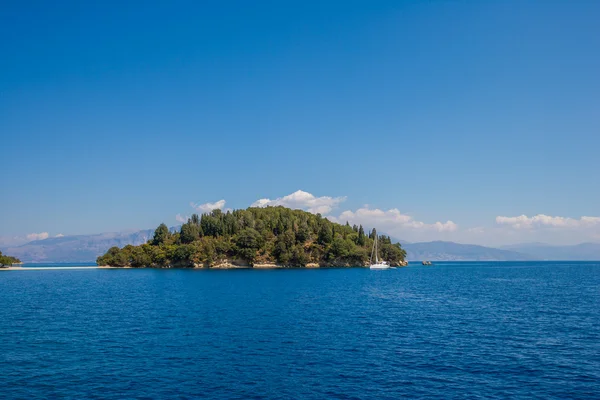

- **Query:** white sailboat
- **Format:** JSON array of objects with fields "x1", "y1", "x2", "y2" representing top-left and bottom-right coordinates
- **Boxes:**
[{"x1": 369, "y1": 234, "x2": 390, "y2": 270}]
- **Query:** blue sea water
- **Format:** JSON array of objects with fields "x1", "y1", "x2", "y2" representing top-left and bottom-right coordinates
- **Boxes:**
[{"x1": 1, "y1": 262, "x2": 599, "y2": 399}]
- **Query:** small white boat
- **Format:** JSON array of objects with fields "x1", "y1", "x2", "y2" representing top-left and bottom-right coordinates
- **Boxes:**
[
  {"x1": 369, "y1": 233, "x2": 390, "y2": 270},
  {"x1": 370, "y1": 261, "x2": 390, "y2": 270}
]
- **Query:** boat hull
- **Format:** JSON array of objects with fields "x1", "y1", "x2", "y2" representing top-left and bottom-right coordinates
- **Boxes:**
[{"x1": 369, "y1": 264, "x2": 391, "y2": 270}]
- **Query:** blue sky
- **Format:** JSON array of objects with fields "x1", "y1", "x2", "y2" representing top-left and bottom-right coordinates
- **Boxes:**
[{"x1": 1, "y1": 1, "x2": 599, "y2": 246}]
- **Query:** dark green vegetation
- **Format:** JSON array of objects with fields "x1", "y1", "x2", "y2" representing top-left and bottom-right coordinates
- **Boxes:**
[
  {"x1": 97, "y1": 206, "x2": 406, "y2": 268},
  {"x1": 0, "y1": 251, "x2": 21, "y2": 267}
]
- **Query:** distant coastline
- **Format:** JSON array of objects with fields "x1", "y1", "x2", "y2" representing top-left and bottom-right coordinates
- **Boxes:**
[{"x1": 8, "y1": 234, "x2": 600, "y2": 264}]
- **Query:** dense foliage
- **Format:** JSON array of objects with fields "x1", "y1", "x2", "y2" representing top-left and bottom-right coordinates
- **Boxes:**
[
  {"x1": 97, "y1": 206, "x2": 406, "y2": 268},
  {"x1": 0, "y1": 251, "x2": 21, "y2": 267}
]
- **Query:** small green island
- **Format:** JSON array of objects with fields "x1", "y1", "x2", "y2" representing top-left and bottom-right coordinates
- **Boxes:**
[
  {"x1": 98, "y1": 206, "x2": 407, "y2": 269},
  {"x1": 0, "y1": 251, "x2": 21, "y2": 268}
]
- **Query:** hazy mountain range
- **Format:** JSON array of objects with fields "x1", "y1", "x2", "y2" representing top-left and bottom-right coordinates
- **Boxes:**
[
  {"x1": 499, "y1": 242, "x2": 600, "y2": 261},
  {"x1": 3, "y1": 230, "x2": 155, "y2": 263},
  {"x1": 2, "y1": 229, "x2": 599, "y2": 263},
  {"x1": 402, "y1": 241, "x2": 534, "y2": 261}
]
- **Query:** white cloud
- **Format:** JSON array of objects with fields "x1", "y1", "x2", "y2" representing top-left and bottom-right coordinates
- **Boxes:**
[
  {"x1": 496, "y1": 214, "x2": 600, "y2": 229},
  {"x1": 251, "y1": 190, "x2": 346, "y2": 215},
  {"x1": 332, "y1": 206, "x2": 458, "y2": 233},
  {"x1": 581, "y1": 216, "x2": 600, "y2": 225},
  {"x1": 249, "y1": 192, "x2": 457, "y2": 241},
  {"x1": 181, "y1": 192, "x2": 597, "y2": 245},
  {"x1": 175, "y1": 214, "x2": 188, "y2": 223},
  {"x1": 55, "y1": 234, "x2": 64, "y2": 238},
  {"x1": 190, "y1": 199, "x2": 227, "y2": 213},
  {"x1": 436, "y1": 221, "x2": 459, "y2": 232},
  {"x1": 26, "y1": 232, "x2": 49, "y2": 241}
]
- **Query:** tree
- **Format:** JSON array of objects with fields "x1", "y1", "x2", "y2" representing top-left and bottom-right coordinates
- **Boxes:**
[
  {"x1": 146, "y1": 245, "x2": 167, "y2": 267},
  {"x1": 102, "y1": 246, "x2": 128, "y2": 267},
  {"x1": 291, "y1": 245, "x2": 309, "y2": 267},
  {"x1": 357, "y1": 225, "x2": 366, "y2": 246},
  {"x1": 318, "y1": 224, "x2": 333, "y2": 245},
  {"x1": 200, "y1": 237, "x2": 217, "y2": 266},
  {"x1": 235, "y1": 228, "x2": 263, "y2": 263},
  {"x1": 369, "y1": 228, "x2": 377, "y2": 240},
  {"x1": 180, "y1": 222, "x2": 200, "y2": 244},
  {"x1": 273, "y1": 229, "x2": 295, "y2": 264},
  {"x1": 295, "y1": 222, "x2": 310, "y2": 243},
  {"x1": 329, "y1": 236, "x2": 350, "y2": 259},
  {"x1": 0, "y1": 251, "x2": 20, "y2": 267},
  {"x1": 152, "y1": 223, "x2": 170, "y2": 245},
  {"x1": 97, "y1": 246, "x2": 121, "y2": 266},
  {"x1": 130, "y1": 246, "x2": 152, "y2": 267},
  {"x1": 380, "y1": 242, "x2": 406, "y2": 264},
  {"x1": 201, "y1": 214, "x2": 223, "y2": 237},
  {"x1": 172, "y1": 244, "x2": 196, "y2": 265}
]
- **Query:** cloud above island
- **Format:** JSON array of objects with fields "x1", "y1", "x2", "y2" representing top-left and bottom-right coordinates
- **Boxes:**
[
  {"x1": 248, "y1": 191, "x2": 457, "y2": 235},
  {"x1": 488, "y1": 213, "x2": 600, "y2": 245},
  {"x1": 181, "y1": 190, "x2": 455, "y2": 240},
  {"x1": 26, "y1": 232, "x2": 49, "y2": 241},
  {"x1": 190, "y1": 199, "x2": 227, "y2": 213},
  {"x1": 251, "y1": 190, "x2": 346, "y2": 215},
  {"x1": 175, "y1": 214, "x2": 189, "y2": 223},
  {"x1": 176, "y1": 191, "x2": 600, "y2": 246},
  {"x1": 329, "y1": 206, "x2": 458, "y2": 235},
  {"x1": 496, "y1": 214, "x2": 600, "y2": 230},
  {"x1": 175, "y1": 200, "x2": 230, "y2": 223}
]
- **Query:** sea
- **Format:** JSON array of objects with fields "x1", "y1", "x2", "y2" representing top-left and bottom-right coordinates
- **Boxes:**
[{"x1": 1, "y1": 261, "x2": 598, "y2": 399}]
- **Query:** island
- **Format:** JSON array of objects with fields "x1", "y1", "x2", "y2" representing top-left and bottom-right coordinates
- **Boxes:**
[
  {"x1": 97, "y1": 206, "x2": 407, "y2": 269},
  {"x1": 0, "y1": 251, "x2": 21, "y2": 268}
]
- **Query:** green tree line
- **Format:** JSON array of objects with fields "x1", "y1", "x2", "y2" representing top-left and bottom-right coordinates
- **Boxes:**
[
  {"x1": 97, "y1": 206, "x2": 406, "y2": 268},
  {"x1": 0, "y1": 251, "x2": 21, "y2": 267}
]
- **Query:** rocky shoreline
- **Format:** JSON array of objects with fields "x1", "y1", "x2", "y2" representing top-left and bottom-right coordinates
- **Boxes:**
[{"x1": 98, "y1": 259, "x2": 408, "y2": 269}]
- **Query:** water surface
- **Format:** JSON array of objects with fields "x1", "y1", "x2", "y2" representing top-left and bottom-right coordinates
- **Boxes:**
[{"x1": 1, "y1": 262, "x2": 598, "y2": 398}]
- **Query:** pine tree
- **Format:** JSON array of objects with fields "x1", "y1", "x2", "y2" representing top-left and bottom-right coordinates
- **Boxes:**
[
  {"x1": 152, "y1": 223, "x2": 170, "y2": 245},
  {"x1": 357, "y1": 225, "x2": 366, "y2": 246},
  {"x1": 318, "y1": 224, "x2": 333, "y2": 245},
  {"x1": 180, "y1": 222, "x2": 200, "y2": 244}
]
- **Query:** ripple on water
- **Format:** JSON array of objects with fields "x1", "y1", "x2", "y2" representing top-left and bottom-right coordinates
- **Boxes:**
[{"x1": 0, "y1": 262, "x2": 599, "y2": 398}]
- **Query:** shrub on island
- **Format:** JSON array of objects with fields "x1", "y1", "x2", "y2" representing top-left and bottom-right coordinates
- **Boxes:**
[{"x1": 0, "y1": 251, "x2": 21, "y2": 267}]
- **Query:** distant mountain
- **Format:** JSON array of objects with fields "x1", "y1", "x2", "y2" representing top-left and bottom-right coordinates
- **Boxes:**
[
  {"x1": 4, "y1": 228, "x2": 598, "y2": 263},
  {"x1": 500, "y1": 242, "x2": 550, "y2": 250},
  {"x1": 4, "y1": 230, "x2": 155, "y2": 263},
  {"x1": 403, "y1": 241, "x2": 532, "y2": 261},
  {"x1": 500, "y1": 243, "x2": 600, "y2": 260}
]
